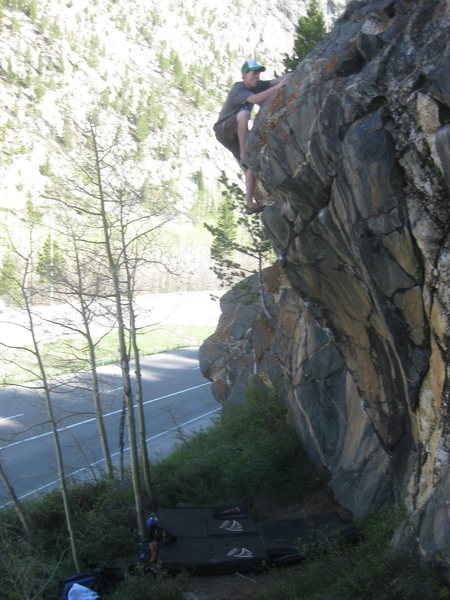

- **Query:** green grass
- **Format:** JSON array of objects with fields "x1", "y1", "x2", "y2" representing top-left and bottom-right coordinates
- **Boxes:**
[
  {"x1": 150, "y1": 383, "x2": 318, "y2": 508},
  {"x1": 0, "y1": 323, "x2": 215, "y2": 385}
]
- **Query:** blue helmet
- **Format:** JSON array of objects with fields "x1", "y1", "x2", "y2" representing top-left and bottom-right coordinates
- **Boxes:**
[{"x1": 146, "y1": 515, "x2": 160, "y2": 529}]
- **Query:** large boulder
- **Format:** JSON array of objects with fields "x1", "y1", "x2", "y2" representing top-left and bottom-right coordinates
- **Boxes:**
[{"x1": 200, "y1": 0, "x2": 450, "y2": 570}]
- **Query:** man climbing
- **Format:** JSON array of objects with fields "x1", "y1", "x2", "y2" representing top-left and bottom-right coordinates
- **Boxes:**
[{"x1": 213, "y1": 59, "x2": 290, "y2": 214}]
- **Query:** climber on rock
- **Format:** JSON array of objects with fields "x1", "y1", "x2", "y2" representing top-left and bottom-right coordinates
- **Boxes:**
[{"x1": 213, "y1": 59, "x2": 290, "y2": 215}]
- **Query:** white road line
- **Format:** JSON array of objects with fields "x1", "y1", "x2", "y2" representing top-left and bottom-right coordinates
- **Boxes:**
[
  {"x1": 144, "y1": 407, "x2": 220, "y2": 443},
  {"x1": 0, "y1": 413, "x2": 24, "y2": 422},
  {"x1": 0, "y1": 407, "x2": 221, "y2": 507},
  {"x1": 0, "y1": 382, "x2": 211, "y2": 451}
]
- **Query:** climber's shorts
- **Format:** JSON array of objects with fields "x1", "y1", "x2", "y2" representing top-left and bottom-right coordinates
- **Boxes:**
[{"x1": 213, "y1": 109, "x2": 250, "y2": 167}]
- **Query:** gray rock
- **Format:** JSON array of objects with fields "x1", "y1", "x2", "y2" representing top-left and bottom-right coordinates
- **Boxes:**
[{"x1": 200, "y1": 0, "x2": 450, "y2": 575}]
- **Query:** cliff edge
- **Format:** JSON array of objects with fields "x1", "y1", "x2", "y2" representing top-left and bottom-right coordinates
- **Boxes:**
[{"x1": 200, "y1": 0, "x2": 449, "y2": 569}]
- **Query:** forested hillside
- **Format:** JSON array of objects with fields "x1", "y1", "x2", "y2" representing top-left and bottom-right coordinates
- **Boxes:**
[{"x1": 0, "y1": 0, "x2": 309, "y2": 294}]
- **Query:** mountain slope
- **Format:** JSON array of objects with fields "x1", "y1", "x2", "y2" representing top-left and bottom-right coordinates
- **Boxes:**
[{"x1": 0, "y1": 0, "x2": 296, "y2": 212}]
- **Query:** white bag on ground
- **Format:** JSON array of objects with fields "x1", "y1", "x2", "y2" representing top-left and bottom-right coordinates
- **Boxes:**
[{"x1": 68, "y1": 583, "x2": 100, "y2": 600}]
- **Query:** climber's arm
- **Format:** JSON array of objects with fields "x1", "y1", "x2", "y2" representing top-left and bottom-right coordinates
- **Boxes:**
[{"x1": 246, "y1": 73, "x2": 291, "y2": 105}]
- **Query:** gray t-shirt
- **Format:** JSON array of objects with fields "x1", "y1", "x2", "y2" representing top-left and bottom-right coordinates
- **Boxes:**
[{"x1": 215, "y1": 80, "x2": 272, "y2": 126}]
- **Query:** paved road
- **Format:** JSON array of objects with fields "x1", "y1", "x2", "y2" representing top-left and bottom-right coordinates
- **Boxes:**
[{"x1": 0, "y1": 347, "x2": 220, "y2": 507}]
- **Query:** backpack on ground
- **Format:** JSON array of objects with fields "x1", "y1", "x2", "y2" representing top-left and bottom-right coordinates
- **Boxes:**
[{"x1": 60, "y1": 570, "x2": 101, "y2": 600}]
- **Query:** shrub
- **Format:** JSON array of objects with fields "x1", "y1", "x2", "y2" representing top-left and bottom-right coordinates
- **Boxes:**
[
  {"x1": 256, "y1": 505, "x2": 449, "y2": 599},
  {"x1": 0, "y1": 527, "x2": 66, "y2": 600},
  {"x1": 24, "y1": 479, "x2": 136, "y2": 565},
  {"x1": 70, "y1": 479, "x2": 137, "y2": 566},
  {"x1": 151, "y1": 383, "x2": 317, "y2": 507}
]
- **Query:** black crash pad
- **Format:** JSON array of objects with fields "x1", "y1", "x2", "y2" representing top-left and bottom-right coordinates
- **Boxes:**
[
  {"x1": 158, "y1": 534, "x2": 268, "y2": 575},
  {"x1": 206, "y1": 507, "x2": 258, "y2": 536},
  {"x1": 258, "y1": 511, "x2": 358, "y2": 560},
  {"x1": 158, "y1": 506, "x2": 257, "y2": 538},
  {"x1": 156, "y1": 505, "x2": 265, "y2": 575},
  {"x1": 157, "y1": 508, "x2": 209, "y2": 537},
  {"x1": 151, "y1": 506, "x2": 357, "y2": 575}
]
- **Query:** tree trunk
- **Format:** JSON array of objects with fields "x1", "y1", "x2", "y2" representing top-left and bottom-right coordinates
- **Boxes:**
[
  {"x1": 91, "y1": 123, "x2": 145, "y2": 539},
  {"x1": 25, "y1": 297, "x2": 80, "y2": 571},
  {"x1": 0, "y1": 457, "x2": 30, "y2": 535},
  {"x1": 130, "y1": 310, "x2": 153, "y2": 499}
]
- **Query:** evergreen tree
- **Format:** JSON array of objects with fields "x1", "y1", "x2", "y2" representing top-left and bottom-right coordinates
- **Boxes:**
[
  {"x1": 37, "y1": 52, "x2": 45, "y2": 75},
  {"x1": 135, "y1": 96, "x2": 149, "y2": 142},
  {"x1": 0, "y1": 251, "x2": 21, "y2": 306},
  {"x1": 210, "y1": 189, "x2": 236, "y2": 261},
  {"x1": 171, "y1": 50, "x2": 183, "y2": 81},
  {"x1": 34, "y1": 77, "x2": 46, "y2": 101},
  {"x1": 39, "y1": 156, "x2": 52, "y2": 176},
  {"x1": 62, "y1": 114, "x2": 73, "y2": 149},
  {"x1": 283, "y1": 0, "x2": 327, "y2": 72},
  {"x1": 36, "y1": 234, "x2": 65, "y2": 284},
  {"x1": 6, "y1": 57, "x2": 15, "y2": 83},
  {"x1": 28, "y1": 0, "x2": 37, "y2": 21},
  {"x1": 158, "y1": 53, "x2": 170, "y2": 73},
  {"x1": 204, "y1": 174, "x2": 273, "y2": 294},
  {"x1": 25, "y1": 198, "x2": 42, "y2": 225},
  {"x1": 147, "y1": 91, "x2": 161, "y2": 129}
]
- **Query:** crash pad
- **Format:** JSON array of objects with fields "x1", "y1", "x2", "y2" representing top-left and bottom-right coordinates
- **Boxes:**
[
  {"x1": 158, "y1": 534, "x2": 268, "y2": 575},
  {"x1": 150, "y1": 505, "x2": 357, "y2": 575},
  {"x1": 258, "y1": 511, "x2": 358, "y2": 560},
  {"x1": 158, "y1": 506, "x2": 258, "y2": 537}
]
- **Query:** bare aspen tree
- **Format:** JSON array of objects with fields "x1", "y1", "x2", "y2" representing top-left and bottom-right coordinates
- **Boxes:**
[
  {"x1": 0, "y1": 456, "x2": 30, "y2": 535},
  {"x1": 0, "y1": 211, "x2": 80, "y2": 571},
  {"x1": 89, "y1": 121, "x2": 146, "y2": 536},
  {"x1": 116, "y1": 187, "x2": 175, "y2": 499},
  {"x1": 37, "y1": 214, "x2": 116, "y2": 479},
  {"x1": 121, "y1": 241, "x2": 152, "y2": 498},
  {"x1": 42, "y1": 108, "x2": 176, "y2": 538}
]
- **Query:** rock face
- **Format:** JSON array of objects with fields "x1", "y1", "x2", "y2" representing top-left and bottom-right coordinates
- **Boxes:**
[{"x1": 200, "y1": 0, "x2": 450, "y2": 567}]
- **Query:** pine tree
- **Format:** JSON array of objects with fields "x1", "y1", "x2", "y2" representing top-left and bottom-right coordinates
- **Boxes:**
[
  {"x1": 36, "y1": 234, "x2": 65, "y2": 283},
  {"x1": 28, "y1": 0, "x2": 37, "y2": 21},
  {"x1": 283, "y1": 0, "x2": 327, "y2": 72},
  {"x1": 39, "y1": 155, "x2": 52, "y2": 176},
  {"x1": 171, "y1": 50, "x2": 183, "y2": 81},
  {"x1": 6, "y1": 57, "x2": 15, "y2": 83},
  {"x1": 0, "y1": 251, "x2": 21, "y2": 306},
  {"x1": 63, "y1": 114, "x2": 73, "y2": 149},
  {"x1": 204, "y1": 174, "x2": 273, "y2": 293},
  {"x1": 135, "y1": 97, "x2": 149, "y2": 142},
  {"x1": 210, "y1": 189, "x2": 236, "y2": 262}
]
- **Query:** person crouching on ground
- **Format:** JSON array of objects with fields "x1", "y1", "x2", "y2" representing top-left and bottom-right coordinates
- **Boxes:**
[
  {"x1": 213, "y1": 59, "x2": 290, "y2": 214},
  {"x1": 146, "y1": 516, "x2": 162, "y2": 566},
  {"x1": 145, "y1": 515, "x2": 177, "y2": 568}
]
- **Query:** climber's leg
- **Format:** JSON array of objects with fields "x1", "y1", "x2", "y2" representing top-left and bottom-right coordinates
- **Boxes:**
[{"x1": 236, "y1": 109, "x2": 250, "y2": 163}]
